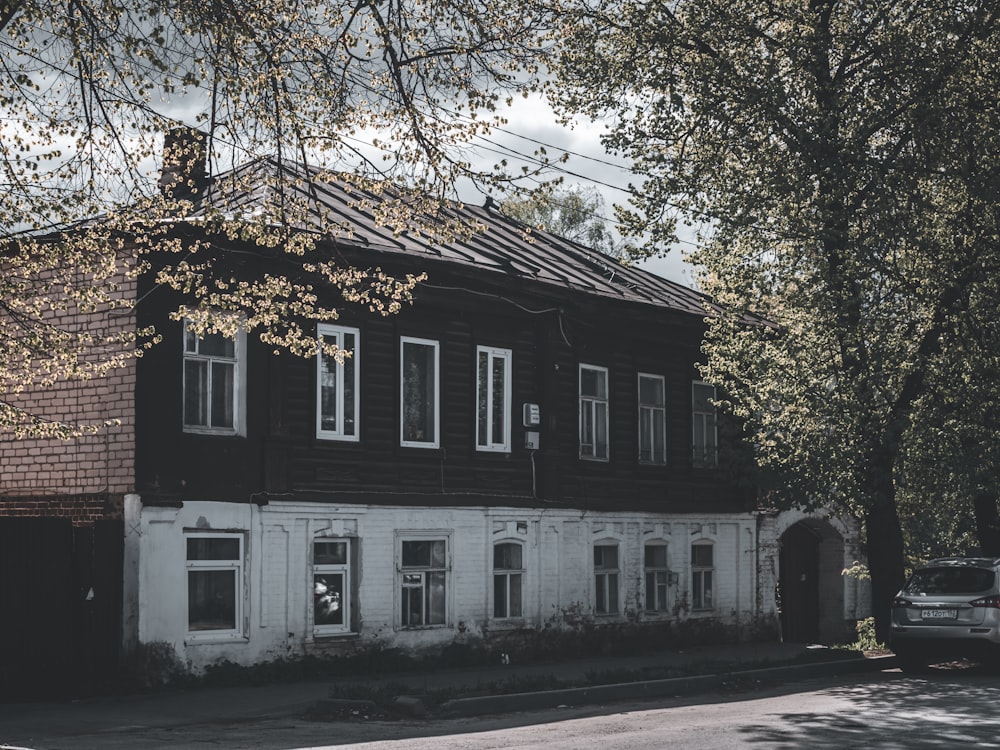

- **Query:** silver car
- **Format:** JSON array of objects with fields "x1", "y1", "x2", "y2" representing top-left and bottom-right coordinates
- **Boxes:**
[{"x1": 890, "y1": 557, "x2": 1000, "y2": 668}]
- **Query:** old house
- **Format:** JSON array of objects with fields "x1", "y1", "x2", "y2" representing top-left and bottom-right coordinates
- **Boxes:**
[{"x1": 2, "y1": 152, "x2": 869, "y2": 684}]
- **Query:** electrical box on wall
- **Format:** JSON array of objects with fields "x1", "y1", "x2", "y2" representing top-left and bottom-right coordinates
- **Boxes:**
[
  {"x1": 523, "y1": 403, "x2": 541, "y2": 427},
  {"x1": 524, "y1": 431, "x2": 540, "y2": 450}
]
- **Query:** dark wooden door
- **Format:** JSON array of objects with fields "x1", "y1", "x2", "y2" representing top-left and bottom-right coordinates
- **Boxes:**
[
  {"x1": 0, "y1": 518, "x2": 123, "y2": 700},
  {"x1": 779, "y1": 522, "x2": 820, "y2": 643}
]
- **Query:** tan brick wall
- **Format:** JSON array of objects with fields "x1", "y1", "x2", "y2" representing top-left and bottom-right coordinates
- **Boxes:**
[{"x1": 1, "y1": 265, "x2": 137, "y2": 507}]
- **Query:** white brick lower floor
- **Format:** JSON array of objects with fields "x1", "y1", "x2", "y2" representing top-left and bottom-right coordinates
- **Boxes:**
[{"x1": 122, "y1": 496, "x2": 870, "y2": 672}]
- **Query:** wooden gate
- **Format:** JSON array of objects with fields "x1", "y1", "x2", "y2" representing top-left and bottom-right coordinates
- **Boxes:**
[{"x1": 0, "y1": 518, "x2": 123, "y2": 701}]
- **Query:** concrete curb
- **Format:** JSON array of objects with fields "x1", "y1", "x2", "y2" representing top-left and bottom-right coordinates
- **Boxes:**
[{"x1": 439, "y1": 654, "x2": 899, "y2": 717}]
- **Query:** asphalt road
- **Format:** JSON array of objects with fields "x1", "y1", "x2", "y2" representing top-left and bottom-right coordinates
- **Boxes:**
[{"x1": 5, "y1": 666, "x2": 1000, "y2": 750}]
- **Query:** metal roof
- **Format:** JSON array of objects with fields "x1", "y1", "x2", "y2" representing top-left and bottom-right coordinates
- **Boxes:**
[{"x1": 188, "y1": 158, "x2": 714, "y2": 318}]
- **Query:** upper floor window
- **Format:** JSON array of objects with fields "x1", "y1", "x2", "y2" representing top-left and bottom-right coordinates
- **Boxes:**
[
  {"x1": 477, "y1": 346, "x2": 512, "y2": 452},
  {"x1": 580, "y1": 364, "x2": 609, "y2": 460},
  {"x1": 493, "y1": 541, "x2": 524, "y2": 619},
  {"x1": 692, "y1": 381, "x2": 718, "y2": 467},
  {"x1": 638, "y1": 373, "x2": 666, "y2": 465},
  {"x1": 593, "y1": 543, "x2": 620, "y2": 614},
  {"x1": 644, "y1": 543, "x2": 670, "y2": 612},
  {"x1": 183, "y1": 320, "x2": 244, "y2": 435},
  {"x1": 691, "y1": 542, "x2": 714, "y2": 610},
  {"x1": 399, "y1": 538, "x2": 448, "y2": 627},
  {"x1": 317, "y1": 325, "x2": 360, "y2": 441},
  {"x1": 186, "y1": 534, "x2": 244, "y2": 639},
  {"x1": 400, "y1": 337, "x2": 439, "y2": 448},
  {"x1": 313, "y1": 538, "x2": 353, "y2": 635}
]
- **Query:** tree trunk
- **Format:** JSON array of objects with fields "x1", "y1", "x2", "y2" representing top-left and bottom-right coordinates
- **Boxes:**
[
  {"x1": 864, "y1": 473, "x2": 906, "y2": 645},
  {"x1": 973, "y1": 492, "x2": 1000, "y2": 556}
]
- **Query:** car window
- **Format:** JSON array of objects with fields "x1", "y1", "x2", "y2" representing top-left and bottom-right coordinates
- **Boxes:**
[{"x1": 903, "y1": 566, "x2": 996, "y2": 595}]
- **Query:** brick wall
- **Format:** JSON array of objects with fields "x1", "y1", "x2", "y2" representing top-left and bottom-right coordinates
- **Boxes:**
[{"x1": 0, "y1": 262, "x2": 137, "y2": 514}]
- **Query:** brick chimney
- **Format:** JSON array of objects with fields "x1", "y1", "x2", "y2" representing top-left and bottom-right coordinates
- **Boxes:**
[{"x1": 159, "y1": 127, "x2": 208, "y2": 199}]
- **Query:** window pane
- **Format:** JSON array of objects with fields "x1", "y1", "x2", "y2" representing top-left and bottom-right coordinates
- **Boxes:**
[
  {"x1": 693, "y1": 383, "x2": 714, "y2": 412},
  {"x1": 509, "y1": 573, "x2": 522, "y2": 617},
  {"x1": 639, "y1": 375, "x2": 664, "y2": 405},
  {"x1": 645, "y1": 544, "x2": 667, "y2": 568},
  {"x1": 320, "y1": 336, "x2": 339, "y2": 432},
  {"x1": 427, "y1": 571, "x2": 446, "y2": 624},
  {"x1": 595, "y1": 544, "x2": 618, "y2": 569},
  {"x1": 608, "y1": 573, "x2": 619, "y2": 613},
  {"x1": 198, "y1": 331, "x2": 235, "y2": 358},
  {"x1": 314, "y1": 573, "x2": 344, "y2": 626},
  {"x1": 343, "y1": 334, "x2": 356, "y2": 436},
  {"x1": 639, "y1": 408, "x2": 652, "y2": 461},
  {"x1": 491, "y1": 356, "x2": 506, "y2": 444},
  {"x1": 477, "y1": 351, "x2": 489, "y2": 446},
  {"x1": 652, "y1": 410, "x2": 665, "y2": 462},
  {"x1": 402, "y1": 540, "x2": 430, "y2": 567},
  {"x1": 595, "y1": 574, "x2": 607, "y2": 612},
  {"x1": 692, "y1": 544, "x2": 713, "y2": 566},
  {"x1": 581, "y1": 367, "x2": 607, "y2": 399},
  {"x1": 430, "y1": 540, "x2": 446, "y2": 568},
  {"x1": 188, "y1": 570, "x2": 236, "y2": 631},
  {"x1": 184, "y1": 360, "x2": 208, "y2": 426},
  {"x1": 580, "y1": 402, "x2": 593, "y2": 448},
  {"x1": 646, "y1": 571, "x2": 656, "y2": 607},
  {"x1": 403, "y1": 342, "x2": 436, "y2": 443},
  {"x1": 314, "y1": 540, "x2": 347, "y2": 565},
  {"x1": 494, "y1": 542, "x2": 522, "y2": 570},
  {"x1": 494, "y1": 574, "x2": 508, "y2": 618},
  {"x1": 703, "y1": 571, "x2": 713, "y2": 608},
  {"x1": 211, "y1": 361, "x2": 235, "y2": 428},
  {"x1": 595, "y1": 403, "x2": 608, "y2": 459},
  {"x1": 187, "y1": 537, "x2": 240, "y2": 560},
  {"x1": 402, "y1": 582, "x2": 422, "y2": 626}
]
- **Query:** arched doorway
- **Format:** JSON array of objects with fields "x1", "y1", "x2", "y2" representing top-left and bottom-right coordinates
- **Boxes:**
[{"x1": 779, "y1": 522, "x2": 821, "y2": 642}]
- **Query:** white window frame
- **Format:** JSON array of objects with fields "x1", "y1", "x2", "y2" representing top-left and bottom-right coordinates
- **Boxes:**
[
  {"x1": 579, "y1": 364, "x2": 609, "y2": 461},
  {"x1": 182, "y1": 319, "x2": 246, "y2": 436},
  {"x1": 691, "y1": 542, "x2": 715, "y2": 611},
  {"x1": 593, "y1": 542, "x2": 620, "y2": 615},
  {"x1": 638, "y1": 373, "x2": 666, "y2": 465},
  {"x1": 492, "y1": 541, "x2": 524, "y2": 619},
  {"x1": 316, "y1": 324, "x2": 361, "y2": 442},
  {"x1": 398, "y1": 535, "x2": 450, "y2": 628},
  {"x1": 400, "y1": 337, "x2": 440, "y2": 448},
  {"x1": 692, "y1": 381, "x2": 718, "y2": 468},
  {"x1": 644, "y1": 542, "x2": 670, "y2": 612},
  {"x1": 312, "y1": 538, "x2": 353, "y2": 636},
  {"x1": 476, "y1": 345, "x2": 512, "y2": 453},
  {"x1": 185, "y1": 533, "x2": 245, "y2": 641}
]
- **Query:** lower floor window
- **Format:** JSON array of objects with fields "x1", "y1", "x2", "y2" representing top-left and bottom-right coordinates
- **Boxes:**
[
  {"x1": 314, "y1": 538, "x2": 353, "y2": 634},
  {"x1": 400, "y1": 539, "x2": 448, "y2": 627},
  {"x1": 692, "y1": 542, "x2": 714, "y2": 610},
  {"x1": 644, "y1": 543, "x2": 670, "y2": 612},
  {"x1": 594, "y1": 543, "x2": 620, "y2": 614},
  {"x1": 493, "y1": 542, "x2": 524, "y2": 618},
  {"x1": 186, "y1": 534, "x2": 243, "y2": 637}
]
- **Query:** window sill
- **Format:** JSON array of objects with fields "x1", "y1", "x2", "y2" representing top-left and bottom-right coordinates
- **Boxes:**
[
  {"x1": 185, "y1": 633, "x2": 249, "y2": 645},
  {"x1": 398, "y1": 623, "x2": 449, "y2": 631},
  {"x1": 488, "y1": 618, "x2": 526, "y2": 629},
  {"x1": 309, "y1": 631, "x2": 360, "y2": 643},
  {"x1": 183, "y1": 427, "x2": 244, "y2": 438}
]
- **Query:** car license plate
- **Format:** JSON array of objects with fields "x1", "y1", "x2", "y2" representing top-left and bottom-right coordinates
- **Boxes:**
[{"x1": 921, "y1": 608, "x2": 958, "y2": 619}]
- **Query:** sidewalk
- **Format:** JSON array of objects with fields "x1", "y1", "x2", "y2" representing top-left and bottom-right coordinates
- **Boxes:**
[{"x1": 0, "y1": 642, "x2": 895, "y2": 749}]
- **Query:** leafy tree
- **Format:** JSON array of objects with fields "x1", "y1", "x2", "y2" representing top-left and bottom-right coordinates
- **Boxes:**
[
  {"x1": 501, "y1": 185, "x2": 623, "y2": 257},
  {"x1": 0, "y1": 0, "x2": 551, "y2": 436},
  {"x1": 549, "y1": 0, "x2": 1000, "y2": 639}
]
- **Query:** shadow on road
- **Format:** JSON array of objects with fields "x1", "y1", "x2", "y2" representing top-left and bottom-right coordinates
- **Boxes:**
[{"x1": 738, "y1": 663, "x2": 1000, "y2": 748}]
